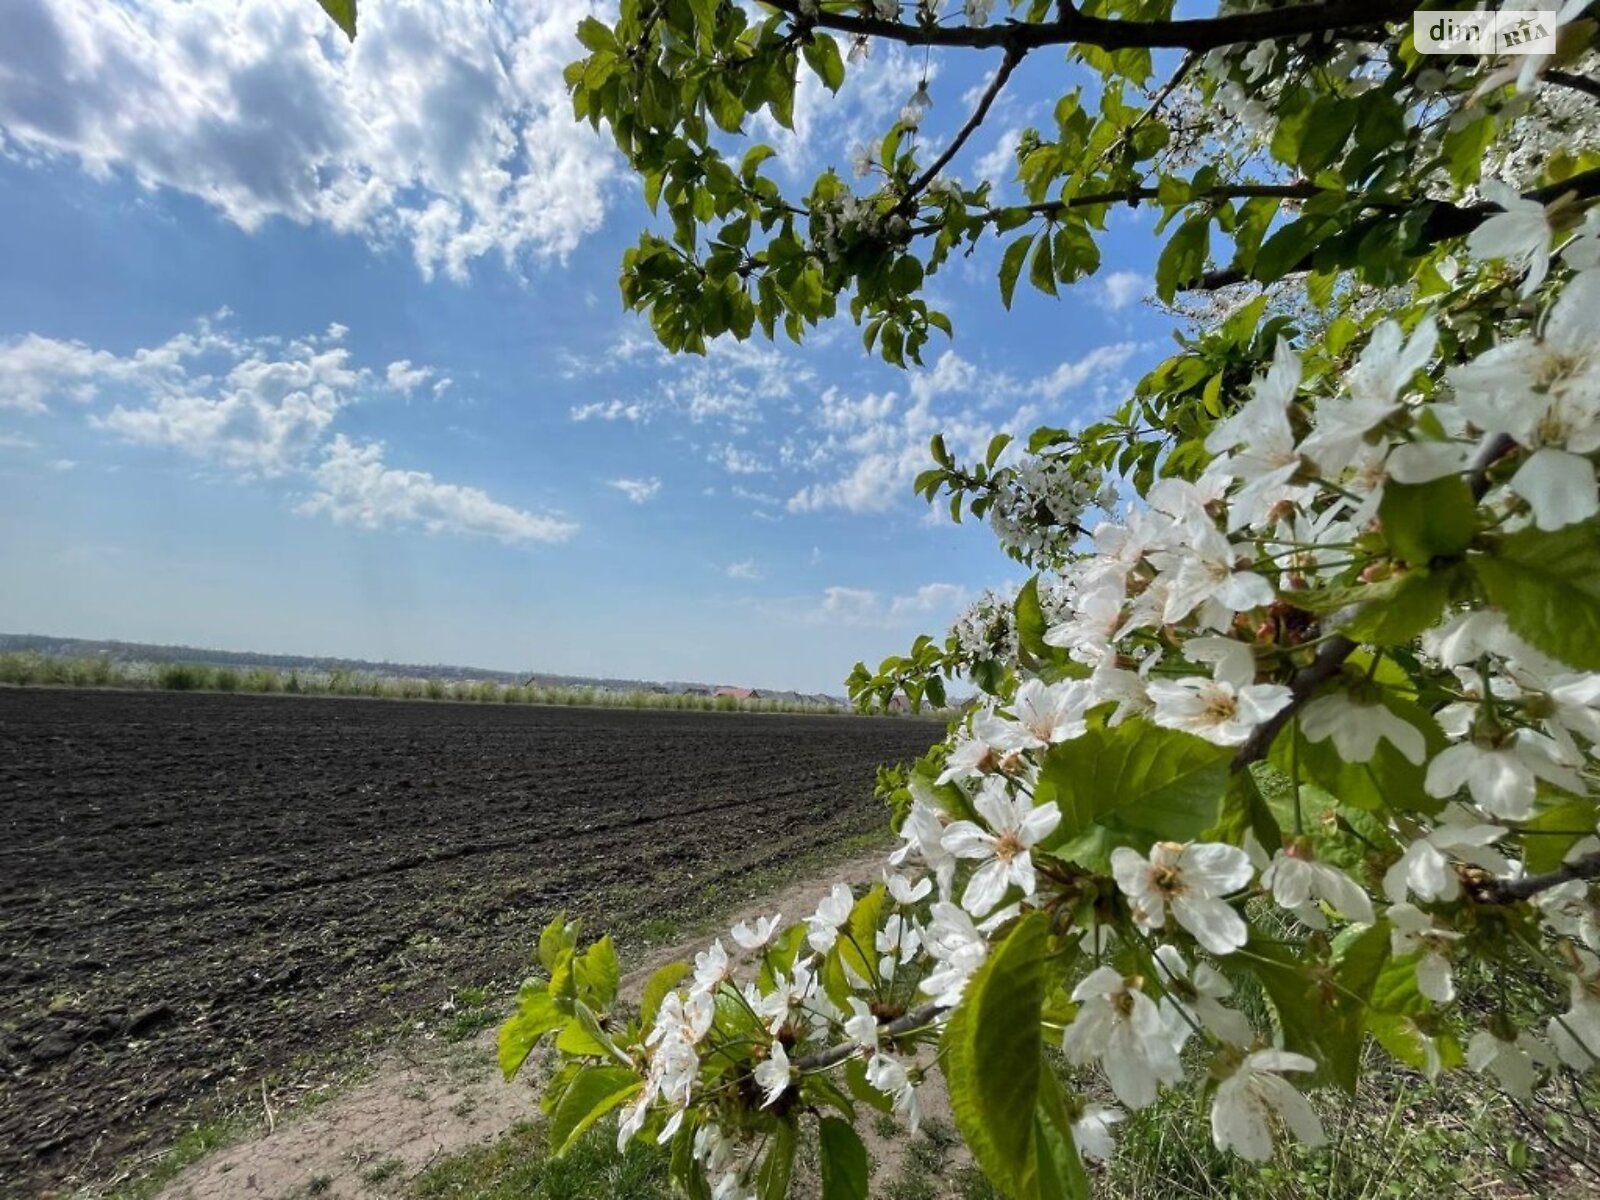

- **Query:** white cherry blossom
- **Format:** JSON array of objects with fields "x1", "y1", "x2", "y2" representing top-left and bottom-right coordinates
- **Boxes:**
[
  {"x1": 731, "y1": 914, "x2": 782, "y2": 951},
  {"x1": 1424, "y1": 730, "x2": 1584, "y2": 820},
  {"x1": 1467, "y1": 1029, "x2": 1552, "y2": 1097},
  {"x1": 1383, "y1": 808, "x2": 1510, "y2": 904},
  {"x1": 1299, "y1": 693, "x2": 1425, "y2": 764},
  {"x1": 754, "y1": 1041, "x2": 791, "y2": 1108},
  {"x1": 1147, "y1": 650, "x2": 1291, "y2": 748},
  {"x1": 1110, "y1": 841, "x2": 1254, "y2": 955},
  {"x1": 1073, "y1": 1104, "x2": 1125, "y2": 1163},
  {"x1": 1261, "y1": 846, "x2": 1375, "y2": 926},
  {"x1": 1009, "y1": 677, "x2": 1092, "y2": 747},
  {"x1": 1547, "y1": 976, "x2": 1600, "y2": 1069},
  {"x1": 1389, "y1": 902, "x2": 1461, "y2": 1003},
  {"x1": 941, "y1": 779, "x2": 1061, "y2": 916},
  {"x1": 1210, "y1": 1050, "x2": 1326, "y2": 1161},
  {"x1": 1154, "y1": 944, "x2": 1254, "y2": 1045},
  {"x1": 806, "y1": 884, "x2": 856, "y2": 954},
  {"x1": 1061, "y1": 967, "x2": 1184, "y2": 1109},
  {"x1": 1466, "y1": 180, "x2": 1552, "y2": 298}
]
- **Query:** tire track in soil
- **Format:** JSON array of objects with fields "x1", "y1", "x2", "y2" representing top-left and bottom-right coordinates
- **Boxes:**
[{"x1": 0, "y1": 689, "x2": 940, "y2": 1198}]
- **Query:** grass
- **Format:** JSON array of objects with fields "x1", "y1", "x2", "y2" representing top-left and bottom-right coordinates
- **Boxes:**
[
  {"x1": 100, "y1": 1118, "x2": 241, "y2": 1200},
  {"x1": 410, "y1": 1121, "x2": 670, "y2": 1200},
  {"x1": 0, "y1": 652, "x2": 910, "y2": 716}
]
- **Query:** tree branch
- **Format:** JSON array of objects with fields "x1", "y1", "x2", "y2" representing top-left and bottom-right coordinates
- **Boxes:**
[
  {"x1": 1231, "y1": 432, "x2": 1517, "y2": 773},
  {"x1": 903, "y1": 48, "x2": 1023, "y2": 206},
  {"x1": 1547, "y1": 70, "x2": 1600, "y2": 102},
  {"x1": 1475, "y1": 850, "x2": 1600, "y2": 905},
  {"x1": 762, "y1": 0, "x2": 1419, "y2": 54},
  {"x1": 793, "y1": 1002, "x2": 945, "y2": 1072},
  {"x1": 1193, "y1": 166, "x2": 1600, "y2": 291}
]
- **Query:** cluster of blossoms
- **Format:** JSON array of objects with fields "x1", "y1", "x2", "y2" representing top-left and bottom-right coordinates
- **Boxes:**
[
  {"x1": 945, "y1": 587, "x2": 1020, "y2": 672},
  {"x1": 520, "y1": 213, "x2": 1600, "y2": 1193},
  {"x1": 809, "y1": 189, "x2": 911, "y2": 266},
  {"x1": 985, "y1": 455, "x2": 1118, "y2": 567}
]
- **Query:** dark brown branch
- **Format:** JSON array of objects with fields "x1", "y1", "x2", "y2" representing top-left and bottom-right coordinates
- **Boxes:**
[
  {"x1": 1475, "y1": 850, "x2": 1600, "y2": 904},
  {"x1": 1547, "y1": 71, "x2": 1600, "y2": 102},
  {"x1": 1231, "y1": 432, "x2": 1516, "y2": 772},
  {"x1": 793, "y1": 1002, "x2": 945, "y2": 1071},
  {"x1": 903, "y1": 48, "x2": 1022, "y2": 205},
  {"x1": 762, "y1": 0, "x2": 1419, "y2": 54},
  {"x1": 1194, "y1": 166, "x2": 1600, "y2": 291}
]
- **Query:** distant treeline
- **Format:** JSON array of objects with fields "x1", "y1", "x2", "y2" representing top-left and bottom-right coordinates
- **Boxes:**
[
  {"x1": 0, "y1": 652, "x2": 867, "y2": 716},
  {"x1": 0, "y1": 632, "x2": 851, "y2": 709}
]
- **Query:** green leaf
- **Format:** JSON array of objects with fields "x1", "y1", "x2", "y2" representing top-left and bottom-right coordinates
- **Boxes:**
[
  {"x1": 640, "y1": 962, "x2": 691, "y2": 1033},
  {"x1": 317, "y1": 0, "x2": 357, "y2": 38},
  {"x1": 1379, "y1": 476, "x2": 1476, "y2": 566},
  {"x1": 1245, "y1": 922, "x2": 1388, "y2": 1092},
  {"x1": 818, "y1": 1117, "x2": 870, "y2": 1200},
  {"x1": 1155, "y1": 216, "x2": 1208, "y2": 302},
  {"x1": 757, "y1": 1121, "x2": 797, "y2": 1200},
  {"x1": 1473, "y1": 516, "x2": 1600, "y2": 670},
  {"x1": 498, "y1": 987, "x2": 564, "y2": 1080},
  {"x1": 1015, "y1": 576, "x2": 1051, "y2": 661},
  {"x1": 577, "y1": 935, "x2": 621, "y2": 1009},
  {"x1": 802, "y1": 35, "x2": 846, "y2": 92},
  {"x1": 944, "y1": 912, "x2": 1051, "y2": 1197},
  {"x1": 539, "y1": 913, "x2": 580, "y2": 971},
  {"x1": 1340, "y1": 568, "x2": 1453, "y2": 644},
  {"x1": 1519, "y1": 796, "x2": 1600, "y2": 873},
  {"x1": 1037, "y1": 719, "x2": 1232, "y2": 847},
  {"x1": 548, "y1": 1065, "x2": 642, "y2": 1156},
  {"x1": 1000, "y1": 235, "x2": 1035, "y2": 309},
  {"x1": 1207, "y1": 767, "x2": 1284, "y2": 851},
  {"x1": 1269, "y1": 693, "x2": 1445, "y2": 816},
  {"x1": 1029, "y1": 233, "x2": 1058, "y2": 297},
  {"x1": 1032, "y1": 1070, "x2": 1091, "y2": 1200}
]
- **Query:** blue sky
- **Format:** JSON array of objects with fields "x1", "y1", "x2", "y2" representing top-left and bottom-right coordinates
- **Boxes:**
[{"x1": 0, "y1": 0, "x2": 1178, "y2": 693}]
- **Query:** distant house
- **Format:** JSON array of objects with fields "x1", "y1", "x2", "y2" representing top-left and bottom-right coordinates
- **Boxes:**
[
  {"x1": 886, "y1": 694, "x2": 914, "y2": 714},
  {"x1": 714, "y1": 686, "x2": 758, "y2": 700}
]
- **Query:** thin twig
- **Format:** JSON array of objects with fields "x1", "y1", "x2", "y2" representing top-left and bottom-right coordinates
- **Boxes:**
[{"x1": 903, "y1": 48, "x2": 1023, "y2": 206}]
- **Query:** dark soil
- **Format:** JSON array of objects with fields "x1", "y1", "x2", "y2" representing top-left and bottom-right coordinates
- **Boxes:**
[{"x1": 0, "y1": 689, "x2": 939, "y2": 1197}]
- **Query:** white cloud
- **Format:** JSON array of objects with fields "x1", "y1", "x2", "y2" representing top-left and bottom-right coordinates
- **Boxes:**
[
  {"x1": 726, "y1": 559, "x2": 761, "y2": 581},
  {"x1": 1100, "y1": 271, "x2": 1150, "y2": 311},
  {"x1": 783, "y1": 342, "x2": 1146, "y2": 515},
  {"x1": 815, "y1": 582, "x2": 969, "y2": 626},
  {"x1": 386, "y1": 359, "x2": 441, "y2": 395},
  {"x1": 95, "y1": 337, "x2": 360, "y2": 475},
  {"x1": 302, "y1": 434, "x2": 576, "y2": 543},
  {"x1": 570, "y1": 398, "x2": 647, "y2": 423},
  {"x1": 1033, "y1": 341, "x2": 1142, "y2": 402},
  {"x1": 714, "y1": 444, "x2": 771, "y2": 475},
  {"x1": 1, "y1": 313, "x2": 556, "y2": 543},
  {"x1": 973, "y1": 126, "x2": 1021, "y2": 184},
  {"x1": 607, "y1": 476, "x2": 661, "y2": 504},
  {"x1": 0, "y1": 432, "x2": 39, "y2": 449},
  {"x1": 0, "y1": 0, "x2": 616, "y2": 279}
]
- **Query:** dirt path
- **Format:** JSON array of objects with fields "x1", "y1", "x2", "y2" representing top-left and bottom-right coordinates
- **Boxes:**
[{"x1": 154, "y1": 851, "x2": 908, "y2": 1200}]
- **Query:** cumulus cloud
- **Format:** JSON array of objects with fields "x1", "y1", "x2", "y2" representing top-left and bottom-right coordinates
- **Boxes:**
[
  {"x1": 0, "y1": 0, "x2": 616, "y2": 280},
  {"x1": 570, "y1": 398, "x2": 647, "y2": 423},
  {"x1": 302, "y1": 434, "x2": 576, "y2": 543},
  {"x1": 784, "y1": 343, "x2": 1144, "y2": 515},
  {"x1": 973, "y1": 126, "x2": 1021, "y2": 184},
  {"x1": 0, "y1": 432, "x2": 39, "y2": 449},
  {"x1": 1033, "y1": 341, "x2": 1142, "y2": 402},
  {"x1": 0, "y1": 313, "x2": 566, "y2": 542},
  {"x1": 386, "y1": 359, "x2": 441, "y2": 395},
  {"x1": 714, "y1": 444, "x2": 771, "y2": 476},
  {"x1": 726, "y1": 559, "x2": 762, "y2": 581},
  {"x1": 607, "y1": 476, "x2": 661, "y2": 504},
  {"x1": 817, "y1": 582, "x2": 969, "y2": 626},
  {"x1": 1100, "y1": 270, "x2": 1150, "y2": 311}
]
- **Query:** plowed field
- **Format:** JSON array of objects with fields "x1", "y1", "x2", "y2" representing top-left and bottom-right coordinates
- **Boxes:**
[{"x1": 0, "y1": 689, "x2": 939, "y2": 1197}]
